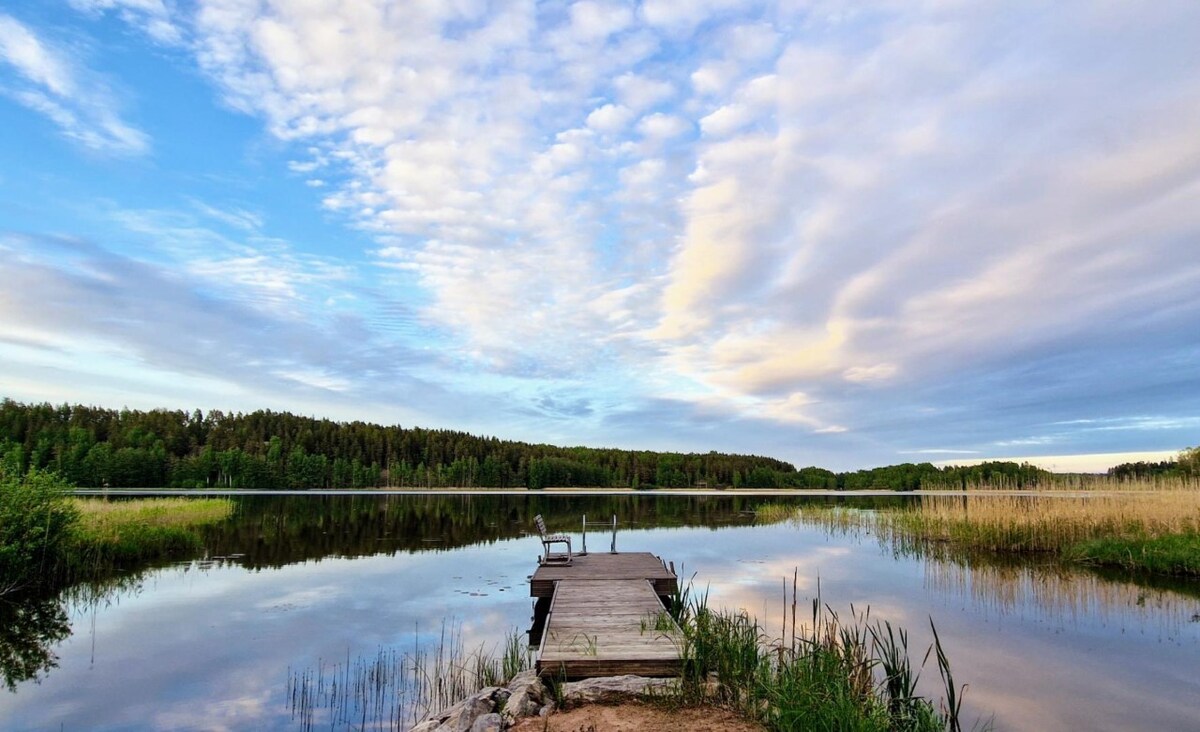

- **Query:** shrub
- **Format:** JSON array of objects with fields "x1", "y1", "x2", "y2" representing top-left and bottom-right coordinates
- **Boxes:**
[{"x1": 0, "y1": 470, "x2": 79, "y2": 595}]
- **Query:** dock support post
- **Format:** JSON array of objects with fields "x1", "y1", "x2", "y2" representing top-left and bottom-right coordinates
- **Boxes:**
[{"x1": 610, "y1": 515, "x2": 618, "y2": 553}]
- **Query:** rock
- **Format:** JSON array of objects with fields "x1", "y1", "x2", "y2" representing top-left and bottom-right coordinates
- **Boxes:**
[
  {"x1": 445, "y1": 691, "x2": 502, "y2": 732},
  {"x1": 502, "y1": 670, "x2": 547, "y2": 720},
  {"x1": 470, "y1": 712, "x2": 503, "y2": 732},
  {"x1": 409, "y1": 721, "x2": 441, "y2": 732},
  {"x1": 559, "y1": 675, "x2": 679, "y2": 706},
  {"x1": 419, "y1": 686, "x2": 504, "y2": 732},
  {"x1": 484, "y1": 686, "x2": 512, "y2": 709},
  {"x1": 505, "y1": 670, "x2": 541, "y2": 695},
  {"x1": 538, "y1": 701, "x2": 556, "y2": 718}
]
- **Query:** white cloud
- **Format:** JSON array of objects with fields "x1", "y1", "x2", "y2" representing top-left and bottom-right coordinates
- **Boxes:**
[
  {"x1": 612, "y1": 72, "x2": 675, "y2": 110},
  {"x1": 68, "y1": 0, "x2": 184, "y2": 45},
  {"x1": 569, "y1": 1, "x2": 634, "y2": 42},
  {"x1": 843, "y1": 364, "x2": 897, "y2": 383},
  {"x1": 0, "y1": 13, "x2": 149, "y2": 154},
  {"x1": 0, "y1": 15, "x2": 73, "y2": 94},
  {"x1": 650, "y1": 0, "x2": 1200, "y2": 437},
  {"x1": 640, "y1": 0, "x2": 750, "y2": 35},
  {"x1": 109, "y1": 205, "x2": 353, "y2": 315},
  {"x1": 619, "y1": 158, "x2": 666, "y2": 190},
  {"x1": 185, "y1": 0, "x2": 697, "y2": 377},
  {"x1": 699, "y1": 103, "x2": 752, "y2": 137},
  {"x1": 45, "y1": 0, "x2": 1200, "y2": 467},
  {"x1": 691, "y1": 60, "x2": 739, "y2": 97},
  {"x1": 637, "y1": 112, "x2": 689, "y2": 140},
  {"x1": 586, "y1": 103, "x2": 634, "y2": 134}
]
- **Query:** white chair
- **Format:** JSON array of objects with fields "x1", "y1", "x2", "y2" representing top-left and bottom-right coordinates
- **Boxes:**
[{"x1": 534, "y1": 514, "x2": 572, "y2": 565}]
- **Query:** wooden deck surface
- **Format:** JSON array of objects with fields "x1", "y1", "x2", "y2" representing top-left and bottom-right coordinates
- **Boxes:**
[
  {"x1": 532, "y1": 553, "x2": 682, "y2": 677},
  {"x1": 530, "y1": 552, "x2": 677, "y2": 598}
]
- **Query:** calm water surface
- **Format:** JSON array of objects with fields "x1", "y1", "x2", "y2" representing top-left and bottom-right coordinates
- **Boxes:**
[{"x1": 1, "y1": 494, "x2": 1198, "y2": 730}]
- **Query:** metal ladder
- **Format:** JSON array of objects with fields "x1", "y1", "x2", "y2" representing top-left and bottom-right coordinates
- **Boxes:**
[{"x1": 579, "y1": 513, "x2": 618, "y2": 555}]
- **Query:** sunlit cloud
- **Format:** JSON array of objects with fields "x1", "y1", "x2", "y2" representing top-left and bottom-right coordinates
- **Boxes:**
[{"x1": 0, "y1": 1, "x2": 1197, "y2": 468}]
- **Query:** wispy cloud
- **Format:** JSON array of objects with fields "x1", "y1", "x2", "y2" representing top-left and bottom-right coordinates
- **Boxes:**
[
  {"x1": 0, "y1": 12, "x2": 149, "y2": 154},
  {"x1": 68, "y1": 0, "x2": 184, "y2": 45},
  {"x1": 107, "y1": 203, "x2": 354, "y2": 315},
  {"x1": 119, "y1": 1, "x2": 1200, "y2": 456},
  {"x1": 0, "y1": 230, "x2": 441, "y2": 415},
  {"x1": 2, "y1": 1, "x2": 1198, "y2": 469}
]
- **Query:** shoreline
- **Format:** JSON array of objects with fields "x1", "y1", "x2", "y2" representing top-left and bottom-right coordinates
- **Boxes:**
[{"x1": 72, "y1": 486, "x2": 1158, "y2": 497}]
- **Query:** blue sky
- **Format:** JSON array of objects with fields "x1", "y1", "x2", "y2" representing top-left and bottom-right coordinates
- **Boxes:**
[{"x1": 1, "y1": 1, "x2": 1197, "y2": 472}]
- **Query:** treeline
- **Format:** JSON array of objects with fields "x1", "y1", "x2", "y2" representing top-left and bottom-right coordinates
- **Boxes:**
[
  {"x1": 0, "y1": 400, "x2": 799, "y2": 490},
  {"x1": 838, "y1": 460, "x2": 1050, "y2": 490},
  {"x1": 1108, "y1": 447, "x2": 1199, "y2": 480},
  {"x1": 0, "y1": 400, "x2": 1074, "y2": 491}
]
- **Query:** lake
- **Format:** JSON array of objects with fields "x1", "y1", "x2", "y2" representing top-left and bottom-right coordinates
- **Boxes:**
[{"x1": 1, "y1": 493, "x2": 1198, "y2": 730}]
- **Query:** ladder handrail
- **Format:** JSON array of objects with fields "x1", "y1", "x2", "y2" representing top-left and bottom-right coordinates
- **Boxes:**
[{"x1": 580, "y1": 514, "x2": 619, "y2": 555}]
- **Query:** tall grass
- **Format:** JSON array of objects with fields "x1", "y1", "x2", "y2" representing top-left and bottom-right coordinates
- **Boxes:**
[
  {"x1": 288, "y1": 623, "x2": 532, "y2": 731},
  {"x1": 754, "y1": 503, "x2": 801, "y2": 525},
  {"x1": 780, "y1": 481, "x2": 1200, "y2": 575},
  {"x1": 72, "y1": 497, "x2": 233, "y2": 532},
  {"x1": 674, "y1": 576, "x2": 967, "y2": 732},
  {"x1": 62, "y1": 498, "x2": 234, "y2": 578}
]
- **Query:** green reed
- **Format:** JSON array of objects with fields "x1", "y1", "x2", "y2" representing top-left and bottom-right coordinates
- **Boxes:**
[
  {"x1": 287, "y1": 623, "x2": 531, "y2": 731},
  {"x1": 673, "y1": 574, "x2": 969, "y2": 732}
]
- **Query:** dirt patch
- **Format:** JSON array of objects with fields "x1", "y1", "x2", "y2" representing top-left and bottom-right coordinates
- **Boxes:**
[{"x1": 510, "y1": 702, "x2": 763, "y2": 732}]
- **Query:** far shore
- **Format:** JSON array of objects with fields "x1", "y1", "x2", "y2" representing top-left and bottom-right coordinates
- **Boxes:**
[{"x1": 72, "y1": 485, "x2": 1144, "y2": 498}]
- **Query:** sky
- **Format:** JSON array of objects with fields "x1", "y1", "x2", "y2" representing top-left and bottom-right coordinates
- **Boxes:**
[{"x1": 0, "y1": 1, "x2": 1197, "y2": 472}]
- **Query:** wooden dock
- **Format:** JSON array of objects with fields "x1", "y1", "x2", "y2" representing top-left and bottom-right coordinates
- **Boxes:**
[{"x1": 530, "y1": 552, "x2": 683, "y2": 678}]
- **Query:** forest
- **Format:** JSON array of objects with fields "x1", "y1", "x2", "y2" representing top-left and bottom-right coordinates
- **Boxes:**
[{"x1": 0, "y1": 399, "x2": 1053, "y2": 491}]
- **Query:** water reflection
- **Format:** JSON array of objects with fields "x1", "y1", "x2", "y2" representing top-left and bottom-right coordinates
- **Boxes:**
[
  {"x1": 0, "y1": 495, "x2": 1196, "y2": 731},
  {"x1": 0, "y1": 594, "x2": 71, "y2": 691},
  {"x1": 926, "y1": 560, "x2": 1200, "y2": 635},
  {"x1": 204, "y1": 493, "x2": 798, "y2": 567}
]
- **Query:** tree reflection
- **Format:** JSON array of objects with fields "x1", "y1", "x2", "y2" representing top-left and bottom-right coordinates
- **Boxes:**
[{"x1": 0, "y1": 593, "x2": 71, "y2": 691}]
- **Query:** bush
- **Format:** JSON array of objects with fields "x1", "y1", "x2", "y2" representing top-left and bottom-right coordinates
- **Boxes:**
[{"x1": 0, "y1": 470, "x2": 79, "y2": 594}]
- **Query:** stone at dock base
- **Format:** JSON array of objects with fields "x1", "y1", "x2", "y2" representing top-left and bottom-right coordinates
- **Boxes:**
[
  {"x1": 413, "y1": 686, "x2": 511, "y2": 732},
  {"x1": 415, "y1": 672, "x2": 672, "y2": 730},
  {"x1": 470, "y1": 713, "x2": 503, "y2": 732},
  {"x1": 502, "y1": 670, "x2": 547, "y2": 721},
  {"x1": 559, "y1": 675, "x2": 680, "y2": 706}
]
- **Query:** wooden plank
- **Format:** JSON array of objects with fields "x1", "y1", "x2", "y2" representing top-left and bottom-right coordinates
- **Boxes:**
[
  {"x1": 530, "y1": 549, "x2": 681, "y2": 595},
  {"x1": 536, "y1": 574, "x2": 683, "y2": 678}
]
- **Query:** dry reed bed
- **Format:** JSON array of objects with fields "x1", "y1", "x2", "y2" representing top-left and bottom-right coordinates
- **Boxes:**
[
  {"x1": 771, "y1": 480, "x2": 1200, "y2": 577},
  {"x1": 892, "y1": 488, "x2": 1200, "y2": 553}
]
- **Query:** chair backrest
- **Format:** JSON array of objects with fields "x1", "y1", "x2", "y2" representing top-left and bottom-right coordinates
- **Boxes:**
[{"x1": 534, "y1": 514, "x2": 547, "y2": 537}]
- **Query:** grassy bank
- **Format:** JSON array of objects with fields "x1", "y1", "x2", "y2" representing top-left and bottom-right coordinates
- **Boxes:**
[
  {"x1": 1, "y1": 469, "x2": 233, "y2": 595},
  {"x1": 67, "y1": 497, "x2": 233, "y2": 570},
  {"x1": 769, "y1": 480, "x2": 1200, "y2": 576},
  {"x1": 1065, "y1": 534, "x2": 1200, "y2": 575}
]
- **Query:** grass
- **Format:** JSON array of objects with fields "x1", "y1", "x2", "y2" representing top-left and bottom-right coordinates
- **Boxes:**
[
  {"x1": 670, "y1": 575, "x2": 968, "y2": 732},
  {"x1": 640, "y1": 610, "x2": 677, "y2": 634},
  {"x1": 2, "y1": 467, "x2": 235, "y2": 595},
  {"x1": 65, "y1": 497, "x2": 234, "y2": 571},
  {"x1": 754, "y1": 504, "x2": 801, "y2": 525},
  {"x1": 1065, "y1": 534, "x2": 1200, "y2": 575},
  {"x1": 772, "y1": 480, "x2": 1200, "y2": 576}
]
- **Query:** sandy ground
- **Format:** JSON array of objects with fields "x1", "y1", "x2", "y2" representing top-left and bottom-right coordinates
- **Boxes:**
[{"x1": 510, "y1": 702, "x2": 764, "y2": 732}]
